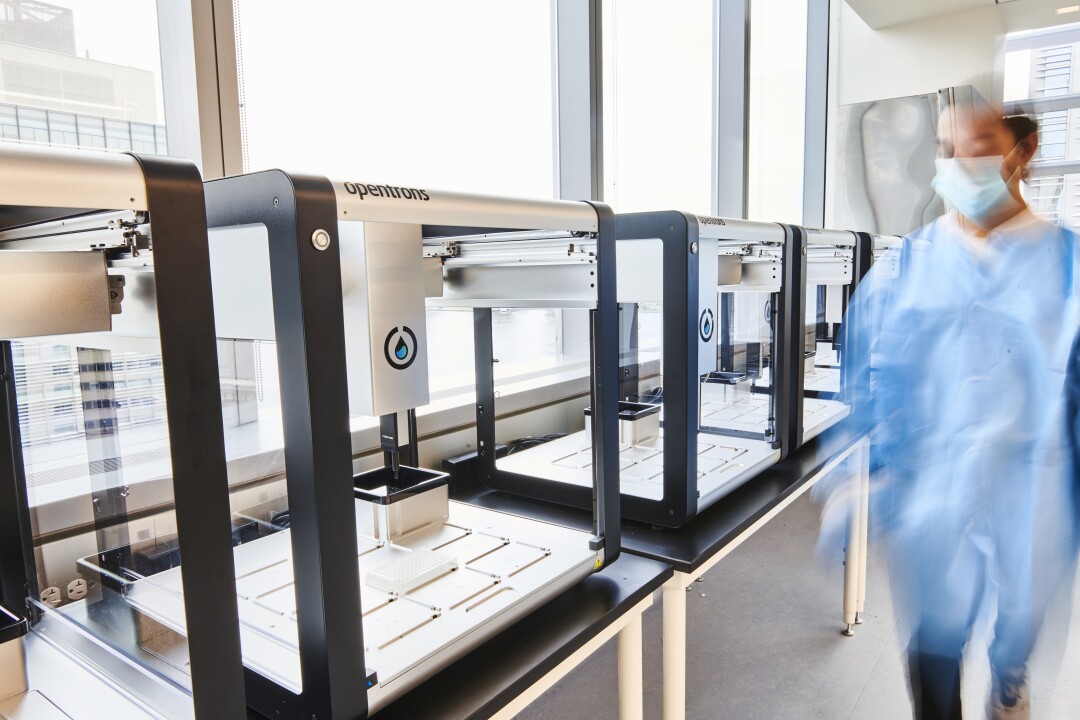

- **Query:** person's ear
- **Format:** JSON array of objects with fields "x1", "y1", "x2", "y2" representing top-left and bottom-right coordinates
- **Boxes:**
[
  {"x1": 1003, "y1": 133, "x2": 1038, "y2": 184},
  {"x1": 1017, "y1": 132, "x2": 1038, "y2": 167}
]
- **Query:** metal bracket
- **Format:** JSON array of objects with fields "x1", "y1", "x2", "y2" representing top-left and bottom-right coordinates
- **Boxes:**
[
  {"x1": 422, "y1": 241, "x2": 460, "y2": 259},
  {"x1": 108, "y1": 275, "x2": 126, "y2": 315},
  {"x1": 567, "y1": 242, "x2": 596, "y2": 259}
]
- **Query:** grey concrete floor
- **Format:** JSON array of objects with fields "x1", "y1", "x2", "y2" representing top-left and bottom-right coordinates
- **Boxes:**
[{"x1": 514, "y1": 492, "x2": 1080, "y2": 720}]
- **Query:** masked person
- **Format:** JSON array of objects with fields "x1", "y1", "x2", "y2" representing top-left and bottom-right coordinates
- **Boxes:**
[{"x1": 836, "y1": 105, "x2": 1080, "y2": 720}]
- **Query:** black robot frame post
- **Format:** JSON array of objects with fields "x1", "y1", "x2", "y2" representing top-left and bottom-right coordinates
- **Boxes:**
[
  {"x1": 462, "y1": 201, "x2": 622, "y2": 562},
  {"x1": 777, "y1": 224, "x2": 808, "y2": 453},
  {"x1": 0, "y1": 342, "x2": 34, "y2": 626},
  {"x1": 850, "y1": 232, "x2": 875, "y2": 293},
  {"x1": 619, "y1": 211, "x2": 706, "y2": 527},
  {"x1": 0, "y1": 153, "x2": 248, "y2": 720},
  {"x1": 841, "y1": 231, "x2": 876, "y2": 412},
  {"x1": 204, "y1": 171, "x2": 368, "y2": 720}
]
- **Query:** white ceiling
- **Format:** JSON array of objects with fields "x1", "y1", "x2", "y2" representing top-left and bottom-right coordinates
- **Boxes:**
[
  {"x1": 844, "y1": 0, "x2": 993, "y2": 30},
  {"x1": 844, "y1": 0, "x2": 1080, "y2": 33}
]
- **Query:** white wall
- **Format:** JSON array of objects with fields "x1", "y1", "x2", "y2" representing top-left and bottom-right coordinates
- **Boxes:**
[
  {"x1": 826, "y1": 2, "x2": 1008, "y2": 228},
  {"x1": 837, "y1": 2, "x2": 1002, "y2": 106}
]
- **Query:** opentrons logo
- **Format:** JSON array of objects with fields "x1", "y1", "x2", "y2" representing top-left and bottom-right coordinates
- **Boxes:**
[
  {"x1": 699, "y1": 308, "x2": 715, "y2": 342},
  {"x1": 383, "y1": 326, "x2": 418, "y2": 370}
]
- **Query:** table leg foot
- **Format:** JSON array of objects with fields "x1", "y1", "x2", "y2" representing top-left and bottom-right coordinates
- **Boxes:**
[{"x1": 842, "y1": 624, "x2": 854, "y2": 637}]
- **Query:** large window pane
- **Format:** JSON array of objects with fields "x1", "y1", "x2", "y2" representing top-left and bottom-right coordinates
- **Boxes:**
[
  {"x1": 748, "y1": 0, "x2": 807, "y2": 223},
  {"x1": 600, "y1": 0, "x2": 713, "y2": 214},
  {"x1": 236, "y1": 0, "x2": 555, "y2": 197},
  {"x1": 236, "y1": 0, "x2": 559, "y2": 395},
  {"x1": 0, "y1": 0, "x2": 167, "y2": 154}
]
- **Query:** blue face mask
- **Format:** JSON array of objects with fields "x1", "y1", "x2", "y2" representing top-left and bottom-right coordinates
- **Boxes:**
[{"x1": 932, "y1": 156, "x2": 1019, "y2": 228}]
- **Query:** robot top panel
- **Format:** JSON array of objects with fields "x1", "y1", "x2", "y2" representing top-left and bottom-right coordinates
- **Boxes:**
[
  {"x1": 333, "y1": 179, "x2": 599, "y2": 234},
  {"x1": 0, "y1": 144, "x2": 149, "y2": 228}
]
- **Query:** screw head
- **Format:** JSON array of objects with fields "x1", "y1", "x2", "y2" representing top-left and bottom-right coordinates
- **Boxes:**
[
  {"x1": 690, "y1": 242, "x2": 698, "y2": 254},
  {"x1": 312, "y1": 229, "x2": 331, "y2": 251}
]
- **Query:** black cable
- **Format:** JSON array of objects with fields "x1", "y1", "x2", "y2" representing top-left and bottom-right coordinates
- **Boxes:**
[
  {"x1": 268, "y1": 510, "x2": 290, "y2": 531},
  {"x1": 505, "y1": 433, "x2": 566, "y2": 455},
  {"x1": 639, "y1": 386, "x2": 663, "y2": 404}
]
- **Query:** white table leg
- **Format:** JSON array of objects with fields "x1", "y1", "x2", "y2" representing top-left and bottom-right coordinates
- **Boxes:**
[
  {"x1": 618, "y1": 609, "x2": 644, "y2": 720},
  {"x1": 652, "y1": 438, "x2": 866, "y2": 715},
  {"x1": 842, "y1": 461, "x2": 863, "y2": 635},
  {"x1": 855, "y1": 438, "x2": 870, "y2": 624},
  {"x1": 489, "y1": 596, "x2": 653, "y2": 720},
  {"x1": 662, "y1": 573, "x2": 688, "y2": 720}
]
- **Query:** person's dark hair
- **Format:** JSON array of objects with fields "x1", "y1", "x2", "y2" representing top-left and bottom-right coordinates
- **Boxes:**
[{"x1": 1003, "y1": 115, "x2": 1039, "y2": 145}]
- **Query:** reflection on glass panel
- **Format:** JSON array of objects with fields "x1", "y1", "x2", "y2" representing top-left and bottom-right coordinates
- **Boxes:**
[
  {"x1": 236, "y1": 0, "x2": 554, "y2": 197},
  {"x1": 491, "y1": 308, "x2": 560, "y2": 383},
  {"x1": 425, "y1": 308, "x2": 569, "y2": 396},
  {"x1": 12, "y1": 340, "x2": 198, "y2": 702},
  {"x1": 601, "y1": 0, "x2": 713, "y2": 214},
  {"x1": 488, "y1": 280, "x2": 660, "y2": 512},
  {"x1": 15, "y1": 345, "x2": 167, "y2": 470},
  {"x1": 800, "y1": 234, "x2": 856, "y2": 442}
]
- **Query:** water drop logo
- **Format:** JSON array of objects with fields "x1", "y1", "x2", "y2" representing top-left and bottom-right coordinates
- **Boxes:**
[
  {"x1": 383, "y1": 326, "x2": 418, "y2": 370},
  {"x1": 699, "y1": 308, "x2": 715, "y2": 342}
]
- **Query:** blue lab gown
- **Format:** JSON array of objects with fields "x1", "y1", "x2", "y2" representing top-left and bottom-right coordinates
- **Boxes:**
[{"x1": 845, "y1": 211, "x2": 1080, "y2": 671}]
